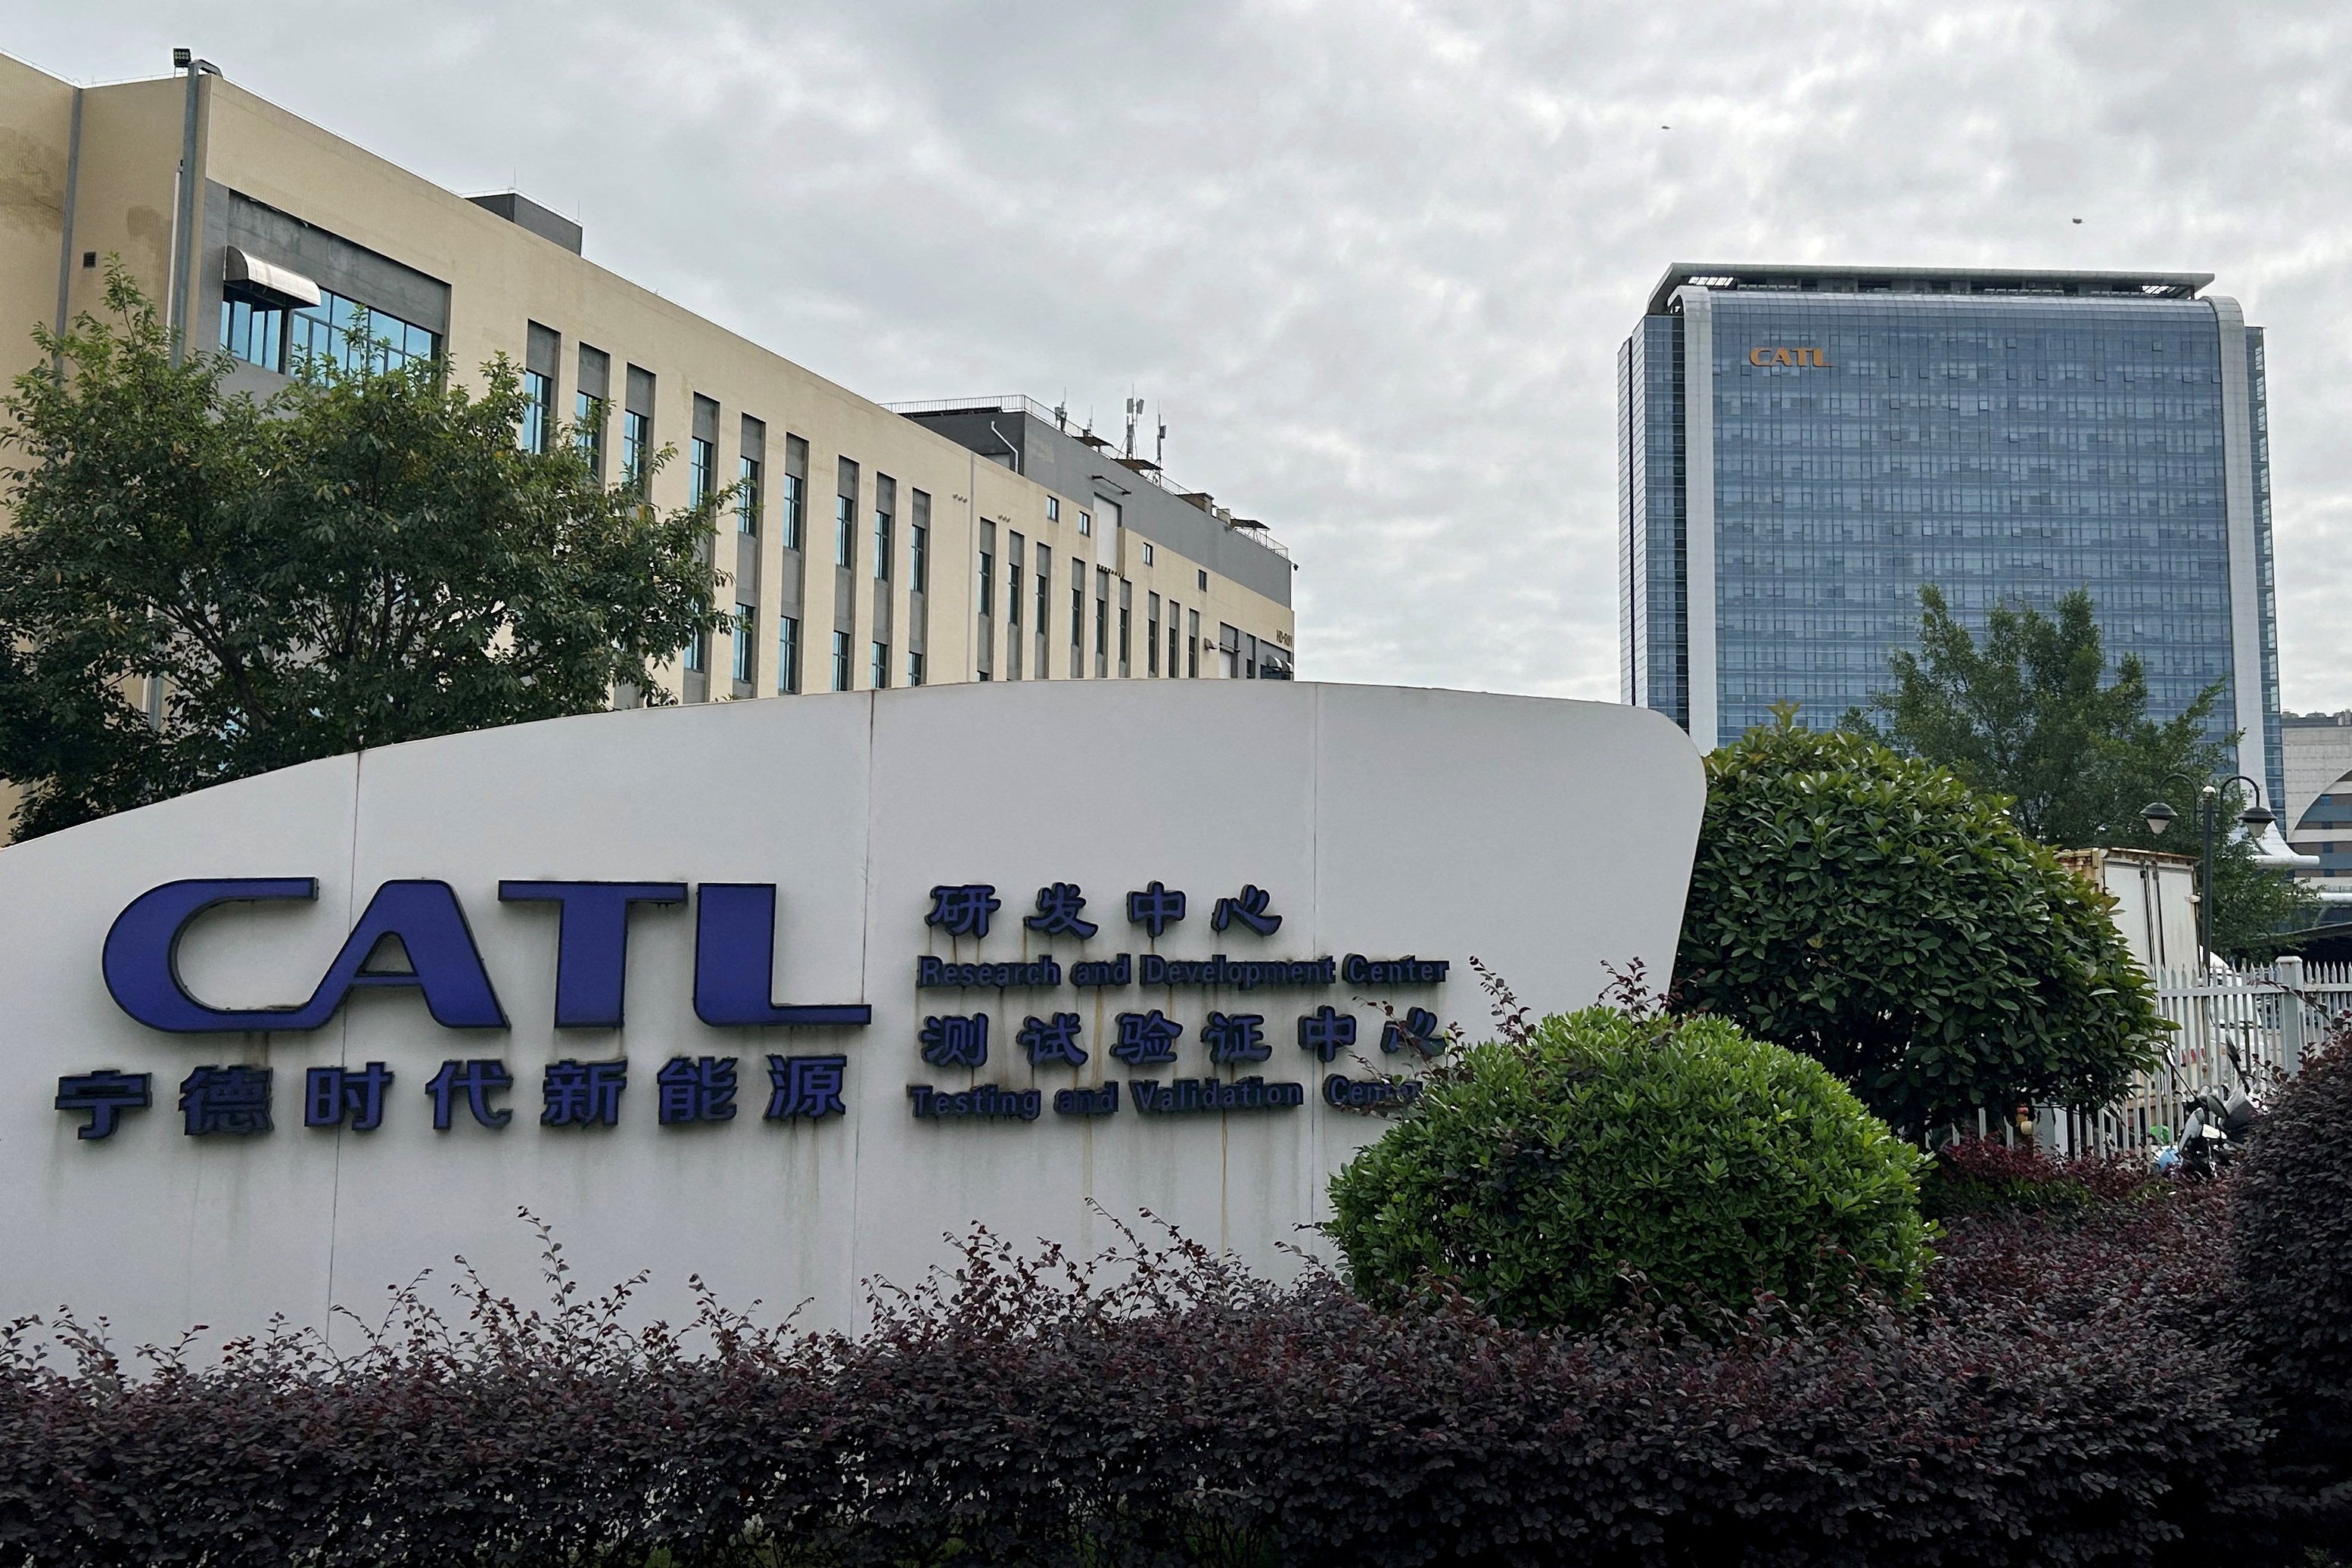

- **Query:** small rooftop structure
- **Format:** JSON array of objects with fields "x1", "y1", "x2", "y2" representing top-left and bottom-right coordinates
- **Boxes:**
[{"x1": 1646, "y1": 263, "x2": 2214, "y2": 318}]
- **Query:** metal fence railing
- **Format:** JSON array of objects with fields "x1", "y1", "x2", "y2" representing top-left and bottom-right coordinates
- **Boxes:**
[{"x1": 2061, "y1": 957, "x2": 2352, "y2": 1153}]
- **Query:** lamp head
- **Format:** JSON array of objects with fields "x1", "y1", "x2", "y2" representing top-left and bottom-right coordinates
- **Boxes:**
[
  {"x1": 2239, "y1": 802, "x2": 2276, "y2": 831},
  {"x1": 2142, "y1": 801, "x2": 2178, "y2": 836}
]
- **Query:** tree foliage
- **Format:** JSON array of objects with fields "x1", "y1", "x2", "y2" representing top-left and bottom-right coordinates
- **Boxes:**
[
  {"x1": 0, "y1": 267, "x2": 726, "y2": 839},
  {"x1": 1674, "y1": 714, "x2": 2168, "y2": 1134},
  {"x1": 1862, "y1": 585, "x2": 2315, "y2": 957},
  {"x1": 1326, "y1": 1003, "x2": 1931, "y2": 1333}
]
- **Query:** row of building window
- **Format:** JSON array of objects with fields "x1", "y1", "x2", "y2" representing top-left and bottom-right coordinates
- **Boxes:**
[{"x1": 219, "y1": 289, "x2": 438, "y2": 379}]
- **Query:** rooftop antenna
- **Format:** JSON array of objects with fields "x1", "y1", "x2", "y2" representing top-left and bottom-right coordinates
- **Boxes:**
[
  {"x1": 1124, "y1": 395, "x2": 1142, "y2": 458},
  {"x1": 1156, "y1": 404, "x2": 1167, "y2": 468},
  {"x1": 1053, "y1": 392, "x2": 1066, "y2": 432}
]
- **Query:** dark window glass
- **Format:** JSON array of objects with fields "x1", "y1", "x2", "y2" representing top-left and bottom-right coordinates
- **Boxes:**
[
  {"x1": 622, "y1": 410, "x2": 652, "y2": 493},
  {"x1": 776, "y1": 614, "x2": 800, "y2": 694},
  {"x1": 737, "y1": 457, "x2": 761, "y2": 534},
  {"x1": 288, "y1": 290, "x2": 436, "y2": 380},
  {"x1": 219, "y1": 298, "x2": 283, "y2": 370},
  {"x1": 521, "y1": 369, "x2": 554, "y2": 453},
  {"x1": 574, "y1": 394, "x2": 605, "y2": 475},
  {"x1": 732, "y1": 603, "x2": 754, "y2": 683}
]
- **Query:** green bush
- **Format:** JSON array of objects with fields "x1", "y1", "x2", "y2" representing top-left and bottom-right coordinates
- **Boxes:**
[
  {"x1": 1326, "y1": 1005, "x2": 1931, "y2": 1332},
  {"x1": 2232, "y1": 1021, "x2": 2352, "y2": 1541},
  {"x1": 1919, "y1": 1136, "x2": 2162, "y2": 1221},
  {"x1": 1673, "y1": 714, "x2": 2167, "y2": 1135}
]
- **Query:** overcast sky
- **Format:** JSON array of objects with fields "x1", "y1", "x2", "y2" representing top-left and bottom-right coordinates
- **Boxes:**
[{"x1": 14, "y1": 1, "x2": 2351, "y2": 710}]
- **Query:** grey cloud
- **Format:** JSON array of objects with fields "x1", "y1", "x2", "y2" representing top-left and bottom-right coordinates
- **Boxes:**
[{"x1": 15, "y1": 0, "x2": 2351, "y2": 706}]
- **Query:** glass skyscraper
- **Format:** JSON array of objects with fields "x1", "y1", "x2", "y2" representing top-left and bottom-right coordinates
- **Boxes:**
[{"x1": 1619, "y1": 264, "x2": 2284, "y2": 815}]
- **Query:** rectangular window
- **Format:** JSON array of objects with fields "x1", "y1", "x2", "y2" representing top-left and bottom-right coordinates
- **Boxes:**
[
  {"x1": 907, "y1": 649, "x2": 926, "y2": 686},
  {"x1": 1047, "y1": 496, "x2": 1061, "y2": 524},
  {"x1": 689, "y1": 436, "x2": 716, "y2": 509},
  {"x1": 832, "y1": 631, "x2": 851, "y2": 692},
  {"x1": 874, "y1": 503, "x2": 893, "y2": 581},
  {"x1": 737, "y1": 456, "x2": 761, "y2": 534},
  {"x1": 1148, "y1": 592, "x2": 1161, "y2": 676},
  {"x1": 1198, "y1": 568, "x2": 1209, "y2": 592},
  {"x1": 1168, "y1": 602, "x2": 1181, "y2": 678},
  {"x1": 782, "y1": 436, "x2": 808, "y2": 549},
  {"x1": 286, "y1": 290, "x2": 437, "y2": 380},
  {"x1": 732, "y1": 602, "x2": 755, "y2": 684},
  {"x1": 574, "y1": 345, "x2": 608, "y2": 478},
  {"x1": 1079, "y1": 510, "x2": 1093, "y2": 537},
  {"x1": 738, "y1": 415, "x2": 765, "y2": 534},
  {"x1": 1071, "y1": 561, "x2": 1085, "y2": 677},
  {"x1": 623, "y1": 411, "x2": 652, "y2": 493},
  {"x1": 1004, "y1": 535, "x2": 1024, "y2": 681},
  {"x1": 779, "y1": 471, "x2": 804, "y2": 549},
  {"x1": 1220, "y1": 623, "x2": 1241, "y2": 680},
  {"x1": 979, "y1": 550, "x2": 995, "y2": 617},
  {"x1": 1188, "y1": 608, "x2": 1199, "y2": 678},
  {"x1": 683, "y1": 609, "x2": 708, "y2": 675},
  {"x1": 218, "y1": 297, "x2": 285, "y2": 370},
  {"x1": 575, "y1": 392, "x2": 605, "y2": 474},
  {"x1": 520, "y1": 369, "x2": 554, "y2": 453},
  {"x1": 1094, "y1": 568, "x2": 1109, "y2": 677},
  {"x1": 872, "y1": 641, "x2": 891, "y2": 689},
  {"x1": 835, "y1": 459, "x2": 858, "y2": 568},
  {"x1": 1034, "y1": 547, "x2": 1051, "y2": 658},
  {"x1": 1118, "y1": 580, "x2": 1131, "y2": 677},
  {"x1": 1143, "y1": 541, "x2": 1155, "y2": 567},
  {"x1": 910, "y1": 522, "x2": 929, "y2": 593},
  {"x1": 776, "y1": 614, "x2": 801, "y2": 694}
]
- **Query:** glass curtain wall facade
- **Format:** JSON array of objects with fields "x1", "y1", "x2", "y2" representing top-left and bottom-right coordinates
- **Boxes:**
[{"x1": 1619, "y1": 268, "x2": 2283, "y2": 812}]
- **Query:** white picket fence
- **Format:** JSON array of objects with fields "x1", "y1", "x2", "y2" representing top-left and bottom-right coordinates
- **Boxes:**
[{"x1": 2052, "y1": 957, "x2": 2352, "y2": 1153}]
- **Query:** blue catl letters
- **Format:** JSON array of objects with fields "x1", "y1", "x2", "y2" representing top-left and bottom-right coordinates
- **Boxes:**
[
  {"x1": 101, "y1": 878, "x2": 868, "y2": 1035},
  {"x1": 68, "y1": 870, "x2": 1454, "y2": 1143},
  {"x1": 105, "y1": 879, "x2": 506, "y2": 1032}
]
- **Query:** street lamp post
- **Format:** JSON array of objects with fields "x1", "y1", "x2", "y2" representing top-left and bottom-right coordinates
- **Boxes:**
[{"x1": 2141, "y1": 775, "x2": 2275, "y2": 969}]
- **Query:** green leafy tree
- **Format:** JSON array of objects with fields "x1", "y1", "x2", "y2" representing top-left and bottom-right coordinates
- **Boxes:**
[
  {"x1": 1673, "y1": 714, "x2": 2167, "y2": 1135},
  {"x1": 0, "y1": 269, "x2": 726, "y2": 839},
  {"x1": 1861, "y1": 585, "x2": 2313, "y2": 957},
  {"x1": 1327, "y1": 1004, "x2": 1930, "y2": 1333}
]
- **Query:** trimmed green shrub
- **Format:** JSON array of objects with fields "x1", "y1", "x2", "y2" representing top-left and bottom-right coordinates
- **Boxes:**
[
  {"x1": 1325, "y1": 1004, "x2": 1932, "y2": 1332},
  {"x1": 1674, "y1": 714, "x2": 2167, "y2": 1134}
]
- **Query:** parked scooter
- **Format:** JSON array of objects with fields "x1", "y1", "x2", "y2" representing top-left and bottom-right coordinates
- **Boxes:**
[{"x1": 2166, "y1": 1086, "x2": 2257, "y2": 1180}]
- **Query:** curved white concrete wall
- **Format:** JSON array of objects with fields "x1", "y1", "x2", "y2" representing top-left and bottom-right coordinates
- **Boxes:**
[{"x1": 0, "y1": 680, "x2": 1704, "y2": 1349}]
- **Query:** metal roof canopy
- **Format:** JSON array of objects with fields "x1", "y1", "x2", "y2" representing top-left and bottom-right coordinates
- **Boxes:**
[{"x1": 1644, "y1": 263, "x2": 2214, "y2": 318}]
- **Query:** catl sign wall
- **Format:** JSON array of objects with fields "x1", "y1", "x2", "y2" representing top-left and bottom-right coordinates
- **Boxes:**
[{"x1": 0, "y1": 682, "x2": 1704, "y2": 1348}]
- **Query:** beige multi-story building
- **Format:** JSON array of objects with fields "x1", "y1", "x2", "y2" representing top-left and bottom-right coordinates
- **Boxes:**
[{"x1": 0, "y1": 51, "x2": 1296, "y2": 830}]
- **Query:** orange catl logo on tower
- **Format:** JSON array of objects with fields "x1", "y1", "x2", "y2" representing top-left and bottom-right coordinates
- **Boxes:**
[{"x1": 1749, "y1": 347, "x2": 1832, "y2": 367}]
